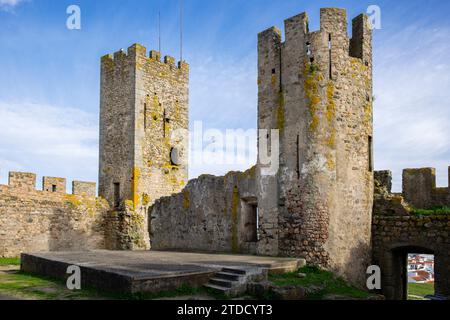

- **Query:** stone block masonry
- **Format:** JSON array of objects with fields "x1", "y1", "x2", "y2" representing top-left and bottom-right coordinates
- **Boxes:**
[
  {"x1": 373, "y1": 169, "x2": 450, "y2": 299},
  {"x1": 99, "y1": 43, "x2": 189, "y2": 250},
  {"x1": 150, "y1": 167, "x2": 258, "y2": 254},
  {"x1": 256, "y1": 8, "x2": 373, "y2": 287},
  {"x1": 0, "y1": 171, "x2": 111, "y2": 258},
  {"x1": 402, "y1": 167, "x2": 450, "y2": 209},
  {"x1": 148, "y1": 8, "x2": 374, "y2": 289}
]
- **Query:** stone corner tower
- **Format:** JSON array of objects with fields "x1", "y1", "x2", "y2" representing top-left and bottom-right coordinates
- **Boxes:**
[
  {"x1": 99, "y1": 43, "x2": 189, "y2": 248},
  {"x1": 256, "y1": 8, "x2": 373, "y2": 287}
]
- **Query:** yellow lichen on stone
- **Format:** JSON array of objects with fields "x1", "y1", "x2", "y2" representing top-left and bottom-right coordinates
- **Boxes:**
[
  {"x1": 326, "y1": 81, "x2": 336, "y2": 147},
  {"x1": 131, "y1": 167, "x2": 140, "y2": 210},
  {"x1": 183, "y1": 189, "x2": 190, "y2": 210},
  {"x1": 271, "y1": 74, "x2": 277, "y2": 87},
  {"x1": 326, "y1": 154, "x2": 336, "y2": 171},
  {"x1": 304, "y1": 62, "x2": 321, "y2": 133},
  {"x1": 142, "y1": 193, "x2": 150, "y2": 206}
]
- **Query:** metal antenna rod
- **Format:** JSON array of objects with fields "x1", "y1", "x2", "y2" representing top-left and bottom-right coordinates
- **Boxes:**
[{"x1": 180, "y1": 0, "x2": 183, "y2": 62}]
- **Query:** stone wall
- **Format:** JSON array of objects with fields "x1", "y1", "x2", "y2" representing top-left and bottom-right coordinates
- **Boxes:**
[
  {"x1": 402, "y1": 167, "x2": 450, "y2": 209},
  {"x1": 373, "y1": 170, "x2": 450, "y2": 299},
  {"x1": 0, "y1": 171, "x2": 111, "y2": 258},
  {"x1": 99, "y1": 44, "x2": 189, "y2": 251},
  {"x1": 256, "y1": 8, "x2": 373, "y2": 287},
  {"x1": 149, "y1": 167, "x2": 257, "y2": 254}
]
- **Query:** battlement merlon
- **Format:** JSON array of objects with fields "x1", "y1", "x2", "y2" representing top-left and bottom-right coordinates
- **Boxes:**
[
  {"x1": 73, "y1": 181, "x2": 96, "y2": 197},
  {"x1": 100, "y1": 43, "x2": 189, "y2": 72},
  {"x1": 257, "y1": 27, "x2": 281, "y2": 90},
  {"x1": 4, "y1": 171, "x2": 97, "y2": 196},
  {"x1": 43, "y1": 176, "x2": 66, "y2": 194},
  {"x1": 350, "y1": 14, "x2": 372, "y2": 65},
  {"x1": 257, "y1": 9, "x2": 372, "y2": 66},
  {"x1": 8, "y1": 172, "x2": 36, "y2": 192},
  {"x1": 403, "y1": 167, "x2": 450, "y2": 209}
]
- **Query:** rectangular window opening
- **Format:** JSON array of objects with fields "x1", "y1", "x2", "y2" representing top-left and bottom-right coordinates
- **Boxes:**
[
  {"x1": 144, "y1": 103, "x2": 147, "y2": 129},
  {"x1": 52, "y1": 185, "x2": 57, "y2": 192}
]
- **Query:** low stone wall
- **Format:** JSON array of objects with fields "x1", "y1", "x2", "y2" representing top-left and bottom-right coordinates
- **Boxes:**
[
  {"x1": 149, "y1": 167, "x2": 257, "y2": 254},
  {"x1": 0, "y1": 172, "x2": 111, "y2": 258},
  {"x1": 373, "y1": 170, "x2": 450, "y2": 299}
]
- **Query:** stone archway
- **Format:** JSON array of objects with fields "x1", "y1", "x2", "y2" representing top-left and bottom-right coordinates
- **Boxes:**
[{"x1": 378, "y1": 244, "x2": 434, "y2": 300}]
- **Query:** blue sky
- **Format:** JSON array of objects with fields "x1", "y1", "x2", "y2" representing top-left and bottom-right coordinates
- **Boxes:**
[{"x1": 0, "y1": 0, "x2": 449, "y2": 191}]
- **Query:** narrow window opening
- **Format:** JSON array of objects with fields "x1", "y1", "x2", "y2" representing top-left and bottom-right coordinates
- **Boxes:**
[
  {"x1": 271, "y1": 68, "x2": 276, "y2": 74},
  {"x1": 368, "y1": 136, "x2": 374, "y2": 172},
  {"x1": 163, "y1": 109, "x2": 166, "y2": 138},
  {"x1": 296, "y1": 135, "x2": 300, "y2": 179},
  {"x1": 113, "y1": 183, "x2": 120, "y2": 208},
  {"x1": 52, "y1": 185, "x2": 57, "y2": 193},
  {"x1": 144, "y1": 103, "x2": 147, "y2": 129},
  {"x1": 306, "y1": 41, "x2": 311, "y2": 56}
]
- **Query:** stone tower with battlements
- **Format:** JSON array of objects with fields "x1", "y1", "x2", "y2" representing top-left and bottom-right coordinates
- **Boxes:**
[
  {"x1": 257, "y1": 8, "x2": 373, "y2": 286},
  {"x1": 99, "y1": 44, "x2": 189, "y2": 248}
]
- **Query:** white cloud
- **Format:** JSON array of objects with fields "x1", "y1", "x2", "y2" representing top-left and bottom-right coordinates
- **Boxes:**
[
  {"x1": 0, "y1": 102, "x2": 98, "y2": 188},
  {"x1": 0, "y1": 0, "x2": 24, "y2": 11},
  {"x1": 373, "y1": 25, "x2": 450, "y2": 191}
]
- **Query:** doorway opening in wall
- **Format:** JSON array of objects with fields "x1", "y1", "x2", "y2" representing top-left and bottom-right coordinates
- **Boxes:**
[
  {"x1": 407, "y1": 252, "x2": 435, "y2": 300},
  {"x1": 241, "y1": 198, "x2": 258, "y2": 243}
]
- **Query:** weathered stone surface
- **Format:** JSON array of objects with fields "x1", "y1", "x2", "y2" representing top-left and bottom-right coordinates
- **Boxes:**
[
  {"x1": 150, "y1": 167, "x2": 257, "y2": 253},
  {"x1": 148, "y1": 8, "x2": 374, "y2": 289},
  {"x1": 0, "y1": 175, "x2": 110, "y2": 258},
  {"x1": 99, "y1": 44, "x2": 189, "y2": 250},
  {"x1": 373, "y1": 169, "x2": 450, "y2": 300}
]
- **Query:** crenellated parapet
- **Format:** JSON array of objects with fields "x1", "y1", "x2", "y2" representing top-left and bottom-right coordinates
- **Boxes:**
[
  {"x1": 1, "y1": 171, "x2": 97, "y2": 197},
  {"x1": 374, "y1": 166, "x2": 450, "y2": 210},
  {"x1": 100, "y1": 43, "x2": 189, "y2": 76}
]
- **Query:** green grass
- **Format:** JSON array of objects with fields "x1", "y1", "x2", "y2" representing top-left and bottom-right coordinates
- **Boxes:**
[
  {"x1": 0, "y1": 258, "x2": 21, "y2": 266},
  {"x1": 411, "y1": 206, "x2": 450, "y2": 216},
  {"x1": 269, "y1": 266, "x2": 372, "y2": 300},
  {"x1": 408, "y1": 283, "x2": 434, "y2": 300},
  {"x1": 0, "y1": 269, "x2": 220, "y2": 300}
]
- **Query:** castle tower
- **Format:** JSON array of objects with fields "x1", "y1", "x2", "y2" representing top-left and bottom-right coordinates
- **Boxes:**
[
  {"x1": 257, "y1": 8, "x2": 373, "y2": 286},
  {"x1": 99, "y1": 44, "x2": 189, "y2": 248}
]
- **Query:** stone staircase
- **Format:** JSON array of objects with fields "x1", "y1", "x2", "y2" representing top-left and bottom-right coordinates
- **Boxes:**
[{"x1": 204, "y1": 267, "x2": 256, "y2": 296}]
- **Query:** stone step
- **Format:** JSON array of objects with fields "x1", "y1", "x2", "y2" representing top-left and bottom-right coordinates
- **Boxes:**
[
  {"x1": 222, "y1": 267, "x2": 246, "y2": 275},
  {"x1": 215, "y1": 272, "x2": 241, "y2": 281},
  {"x1": 204, "y1": 283, "x2": 229, "y2": 293},
  {"x1": 210, "y1": 278, "x2": 234, "y2": 288}
]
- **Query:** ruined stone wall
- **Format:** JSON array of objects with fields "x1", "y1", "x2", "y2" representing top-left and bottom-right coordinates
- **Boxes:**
[
  {"x1": 372, "y1": 170, "x2": 450, "y2": 299},
  {"x1": 257, "y1": 8, "x2": 373, "y2": 287},
  {"x1": 0, "y1": 172, "x2": 110, "y2": 258},
  {"x1": 149, "y1": 168, "x2": 257, "y2": 254}
]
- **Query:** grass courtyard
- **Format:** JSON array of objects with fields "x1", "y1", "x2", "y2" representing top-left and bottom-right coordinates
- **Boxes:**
[
  {"x1": 407, "y1": 283, "x2": 435, "y2": 300},
  {"x1": 0, "y1": 258, "x2": 379, "y2": 300}
]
